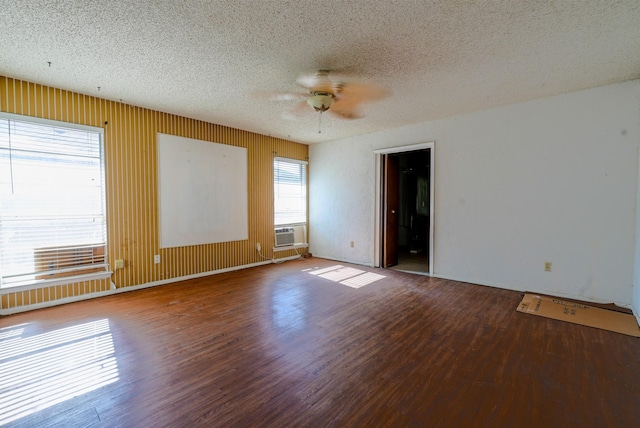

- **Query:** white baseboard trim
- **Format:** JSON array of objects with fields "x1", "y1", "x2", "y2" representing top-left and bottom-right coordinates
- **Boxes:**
[
  {"x1": 633, "y1": 305, "x2": 640, "y2": 326},
  {"x1": 431, "y1": 273, "x2": 515, "y2": 290},
  {"x1": 308, "y1": 254, "x2": 375, "y2": 268},
  {"x1": 0, "y1": 256, "x2": 301, "y2": 316},
  {"x1": 107, "y1": 259, "x2": 275, "y2": 297},
  {"x1": 431, "y1": 273, "x2": 633, "y2": 309}
]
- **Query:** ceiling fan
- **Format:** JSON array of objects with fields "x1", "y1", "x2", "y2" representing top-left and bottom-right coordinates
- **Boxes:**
[{"x1": 261, "y1": 70, "x2": 390, "y2": 124}]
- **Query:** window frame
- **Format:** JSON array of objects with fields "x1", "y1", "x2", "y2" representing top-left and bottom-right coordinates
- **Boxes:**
[
  {"x1": 0, "y1": 112, "x2": 111, "y2": 292},
  {"x1": 273, "y1": 156, "x2": 308, "y2": 227}
]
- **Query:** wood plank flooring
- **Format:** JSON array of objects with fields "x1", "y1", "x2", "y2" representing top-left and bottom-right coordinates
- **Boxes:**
[{"x1": 1, "y1": 257, "x2": 639, "y2": 427}]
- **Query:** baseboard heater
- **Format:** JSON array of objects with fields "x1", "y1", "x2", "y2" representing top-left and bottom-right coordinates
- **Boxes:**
[{"x1": 274, "y1": 227, "x2": 295, "y2": 247}]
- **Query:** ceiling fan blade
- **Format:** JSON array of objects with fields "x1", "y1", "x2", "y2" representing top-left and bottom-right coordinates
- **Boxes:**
[
  {"x1": 329, "y1": 98, "x2": 363, "y2": 119},
  {"x1": 282, "y1": 100, "x2": 310, "y2": 120},
  {"x1": 253, "y1": 91, "x2": 307, "y2": 102},
  {"x1": 336, "y1": 81, "x2": 390, "y2": 103},
  {"x1": 329, "y1": 109, "x2": 362, "y2": 120},
  {"x1": 296, "y1": 70, "x2": 336, "y2": 93}
]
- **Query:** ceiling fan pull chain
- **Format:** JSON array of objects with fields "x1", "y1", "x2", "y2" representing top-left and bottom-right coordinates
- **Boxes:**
[{"x1": 318, "y1": 110, "x2": 322, "y2": 134}]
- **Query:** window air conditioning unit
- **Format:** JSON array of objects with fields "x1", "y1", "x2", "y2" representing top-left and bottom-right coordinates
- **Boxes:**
[{"x1": 274, "y1": 227, "x2": 295, "y2": 247}]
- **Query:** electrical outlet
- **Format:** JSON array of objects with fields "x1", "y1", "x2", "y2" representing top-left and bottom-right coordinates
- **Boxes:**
[
  {"x1": 154, "y1": 254, "x2": 161, "y2": 264},
  {"x1": 114, "y1": 259, "x2": 124, "y2": 269},
  {"x1": 544, "y1": 262, "x2": 552, "y2": 272},
  {"x1": 350, "y1": 241, "x2": 354, "y2": 248},
  {"x1": 256, "y1": 242, "x2": 261, "y2": 252}
]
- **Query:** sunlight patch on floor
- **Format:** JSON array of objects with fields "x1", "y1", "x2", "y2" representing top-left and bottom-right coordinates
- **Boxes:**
[
  {"x1": 340, "y1": 272, "x2": 387, "y2": 288},
  {"x1": 0, "y1": 319, "x2": 119, "y2": 425},
  {"x1": 307, "y1": 265, "x2": 386, "y2": 288}
]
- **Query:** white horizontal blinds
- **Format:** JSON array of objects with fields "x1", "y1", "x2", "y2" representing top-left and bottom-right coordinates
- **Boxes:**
[
  {"x1": 274, "y1": 157, "x2": 307, "y2": 226},
  {"x1": 0, "y1": 116, "x2": 107, "y2": 286}
]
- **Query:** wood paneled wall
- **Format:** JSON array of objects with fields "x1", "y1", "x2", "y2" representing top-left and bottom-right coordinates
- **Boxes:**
[{"x1": 0, "y1": 76, "x2": 308, "y2": 311}]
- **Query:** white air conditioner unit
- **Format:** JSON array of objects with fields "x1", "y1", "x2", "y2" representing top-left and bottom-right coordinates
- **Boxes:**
[{"x1": 274, "y1": 227, "x2": 295, "y2": 247}]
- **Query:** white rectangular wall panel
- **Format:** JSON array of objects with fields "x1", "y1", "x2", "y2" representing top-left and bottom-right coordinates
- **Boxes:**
[{"x1": 157, "y1": 133, "x2": 248, "y2": 248}]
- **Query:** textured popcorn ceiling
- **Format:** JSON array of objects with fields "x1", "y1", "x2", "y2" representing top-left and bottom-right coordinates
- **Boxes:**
[{"x1": 1, "y1": 1, "x2": 639, "y2": 144}]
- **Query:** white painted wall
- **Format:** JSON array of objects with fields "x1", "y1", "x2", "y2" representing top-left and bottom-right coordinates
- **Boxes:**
[
  {"x1": 310, "y1": 80, "x2": 640, "y2": 307},
  {"x1": 634, "y1": 80, "x2": 640, "y2": 319}
]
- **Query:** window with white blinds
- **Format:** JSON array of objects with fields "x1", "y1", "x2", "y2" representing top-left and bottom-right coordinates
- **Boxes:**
[
  {"x1": 274, "y1": 157, "x2": 307, "y2": 226},
  {"x1": 0, "y1": 114, "x2": 107, "y2": 288}
]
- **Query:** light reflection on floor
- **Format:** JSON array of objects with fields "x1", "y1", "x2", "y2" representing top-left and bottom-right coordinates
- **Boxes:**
[
  {"x1": 307, "y1": 265, "x2": 386, "y2": 288},
  {"x1": 271, "y1": 285, "x2": 309, "y2": 334},
  {"x1": 0, "y1": 319, "x2": 120, "y2": 425}
]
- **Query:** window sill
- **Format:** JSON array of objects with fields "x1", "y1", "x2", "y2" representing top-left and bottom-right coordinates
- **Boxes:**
[
  {"x1": 273, "y1": 243, "x2": 309, "y2": 252},
  {"x1": 1, "y1": 271, "x2": 113, "y2": 294}
]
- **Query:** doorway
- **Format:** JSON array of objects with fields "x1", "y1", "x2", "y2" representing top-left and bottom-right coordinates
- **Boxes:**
[{"x1": 374, "y1": 143, "x2": 434, "y2": 275}]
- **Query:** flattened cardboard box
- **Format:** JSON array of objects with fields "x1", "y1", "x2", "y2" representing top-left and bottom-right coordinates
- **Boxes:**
[{"x1": 517, "y1": 293, "x2": 640, "y2": 337}]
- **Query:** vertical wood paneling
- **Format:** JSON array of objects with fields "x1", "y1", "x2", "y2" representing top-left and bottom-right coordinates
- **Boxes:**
[{"x1": 0, "y1": 75, "x2": 308, "y2": 312}]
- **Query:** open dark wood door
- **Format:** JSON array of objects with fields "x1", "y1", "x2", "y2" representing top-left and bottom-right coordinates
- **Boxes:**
[{"x1": 383, "y1": 154, "x2": 399, "y2": 267}]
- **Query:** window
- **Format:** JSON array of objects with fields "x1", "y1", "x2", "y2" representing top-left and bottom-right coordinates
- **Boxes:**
[
  {"x1": 274, "y1": 157, "x2": 307, "y2": 226},
  {"x1": 0, "y1": 114, "x2": 108, "y2": 288}
]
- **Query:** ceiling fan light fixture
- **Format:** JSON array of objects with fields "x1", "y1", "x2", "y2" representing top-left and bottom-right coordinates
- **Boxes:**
[{"x1": 307, "y1": 92, "x2": 334, "y2": 112}]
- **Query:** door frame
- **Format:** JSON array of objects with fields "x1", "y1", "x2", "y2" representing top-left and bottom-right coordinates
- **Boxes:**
[
  {"x1": 373, "y1": 142, "x2": 435, "y2": 275},
  {"x1": 382, "y1": 153, "x2": 400, "y2": 268}
]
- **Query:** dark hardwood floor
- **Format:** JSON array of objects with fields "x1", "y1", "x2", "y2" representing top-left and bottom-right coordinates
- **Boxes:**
[{"x1": 1, "y1": 257, "x2": 639, "y2": 427}]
